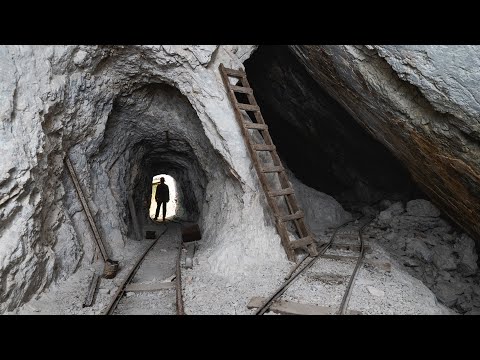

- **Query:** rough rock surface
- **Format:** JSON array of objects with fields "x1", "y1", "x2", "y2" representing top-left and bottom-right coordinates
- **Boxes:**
[
  {"x1": 406, "y1": 199, "x2": 441, "y2": 217},
  {"x1": 288, "y1": 169, "x2": 351, "y2": 232},
  {"x1": 245, "y1": 46, "x2": 418, "y2": 203},
  {"x1": 369, "y1": 199, "x2": 480, "y2": 314},
  {"x1": 289, "y1": 45, "x2": 480, "y2": 249},
  {"x1": 2, "y1": 44, "x2": 480, "y2": 315},
  {"x1": 0, "y1": 45, "x2": 293, "y2": 312}
]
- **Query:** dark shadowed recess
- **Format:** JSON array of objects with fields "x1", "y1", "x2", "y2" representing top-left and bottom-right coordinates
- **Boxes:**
[{"x1": 244, "y1": 45, "x2": 425, "y2": 209}]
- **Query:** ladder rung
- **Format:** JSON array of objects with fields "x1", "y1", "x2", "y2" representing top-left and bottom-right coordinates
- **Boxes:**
[
  {"x1": 231, "y1": 85, "x2": 253, "y2": 94},
  {"x1": 237, "y1": 103, "x2": 260, "y2": 112},
  {"x1": 290, "y1": 236, "x2": 314, "y2": 249},
  {"x1": 224, "y1": 67, "x2": 245, "y2": 78},
  {"x1": 261, "y1": 166, "x2": 284, "y2": 173},
  {"x1": 244, "y1": 122, "x2": 268, "y2": 130},
  {"x1": 269, "y1": 188, "x2": 294, "y2": 197},
  {"x1": 252, "y1": 144, "x2": 276, "y2": 151},
  {"x1": 278, "y1": 211, "x2": 304, "y2": 222}
]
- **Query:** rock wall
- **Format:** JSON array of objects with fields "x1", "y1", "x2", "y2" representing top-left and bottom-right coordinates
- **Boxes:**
[
  {"x1": 245, "y1": 46, "x2": 419, "y2": 204},
  {"x1": 0, "y1": 45, "x2": 292, "y2": 312},
  {"x1": 370, "y1": 199, "x2": 479, "y2": 314},
  {"x1": 3, "y1": 44, "x2": 479, "y2": 314},
  {"x1": 289, "y1": 45, "x2": 480, "y2": 248}
]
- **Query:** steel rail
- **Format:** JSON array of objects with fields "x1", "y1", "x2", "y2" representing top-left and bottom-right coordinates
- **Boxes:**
[
  {"x1": 255, "y1": 217, "x2": 359, "y2": 315},
  {"x1": 338, "y1": 217, "x2": 373, "y2": 315},
  {"x1": 103, "y1": 226, "x2": 169, "y2": 315}
]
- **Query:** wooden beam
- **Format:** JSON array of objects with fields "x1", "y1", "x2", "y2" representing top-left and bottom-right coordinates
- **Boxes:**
[
  {"x1": 83, "y1": 273, "x2": 100, "y2": 308},
  {"x1": 247, "y1": 297, "x2": 362, "y2": 315},
  {"x1": 230, "y1": 85, "x2": 253, "y2": 94},
  {"x1": 128, "y1": 193, "x2": 142, "y2": 241},
  {"x1": 65, "y1": 156, "x2": 109, "y2": 261},
  {"x1": 290, "y1": 236, "x2": 314, "y2": 249},
  {"x1": 279, "y1": 211, "x2": 304, "y2": 222},
  {"x1": 185, "y1": 242, "x2": 195, "y2": 269}
]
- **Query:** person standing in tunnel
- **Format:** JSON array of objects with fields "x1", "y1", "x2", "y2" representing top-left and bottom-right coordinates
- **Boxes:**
[{"x1": 155, "y1": 177, "x2": 170, "y2": 222}]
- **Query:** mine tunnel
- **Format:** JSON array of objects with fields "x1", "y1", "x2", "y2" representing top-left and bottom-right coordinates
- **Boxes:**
[
  {"x1": 244, "y1": 45, "x2": 426, "y2": 212},
  {"x1": 3, "y1": 45, "x2": 480, "y2": 316},
  {"x1": 91, "y1": 82, "x2": 217, "y2": 253}
]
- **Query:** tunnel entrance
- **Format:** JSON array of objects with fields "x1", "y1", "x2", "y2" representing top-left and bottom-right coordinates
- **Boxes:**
[
  {"x1": 149, "y1": 174, "x2": 178, "y2": 221},
  {"x1": 244, "y1": 45, "x2": 426, "y2": 213},
  {"x1": 87, "y1": 81, "x2": 229, "y2": 258}
]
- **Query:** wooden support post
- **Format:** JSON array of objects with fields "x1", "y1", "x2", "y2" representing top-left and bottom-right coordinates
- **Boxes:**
[
  {"x1": 83, "y1": 273, "x2": 100, "y2": 308},
  {"x1": 65, "y1": 156, "x2": 109, "y2": 262},
  {"x1": 128, "y1": 193, "x2": 142, "y2": 241},
  {"x1": 247, "y1": 297, "x2": 362, "y2": 315}
]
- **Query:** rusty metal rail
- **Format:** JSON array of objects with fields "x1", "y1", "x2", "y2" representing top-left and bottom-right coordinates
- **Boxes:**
[
  {"x1": 255, "y1": 216, "x2": 373, "y2": 315},
  {"x1": 103, "y1": 226, "x2": 169, "y2": 315},
  {"x1": 176, "y1": 240, "x2": 185, "y2": 315},
  {"x1": 338, "y1": 219, "x2": 372, "y2": 315}
]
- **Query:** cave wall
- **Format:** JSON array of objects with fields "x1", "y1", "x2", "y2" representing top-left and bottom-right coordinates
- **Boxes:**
[
  {"x1": 88, "y1": 82, "x2": 215, "y2": 256},
  {"x1": 0, "y1": 45, "x2": 293, "y2": 312},
  {"x1": 244, "y1": 46, "x2": 419, "y2": 204},
  {"x1": 288, "y1": 45, "x2": 480, "y2": 246},
  {"x1": 2, "y1": 44, "x2": 479, "y2": 313}
]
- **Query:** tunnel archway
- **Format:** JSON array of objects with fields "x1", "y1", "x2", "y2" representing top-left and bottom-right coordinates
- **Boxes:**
[{"x1": 88, "y1": 82, "x2": 226, "y2": 257}]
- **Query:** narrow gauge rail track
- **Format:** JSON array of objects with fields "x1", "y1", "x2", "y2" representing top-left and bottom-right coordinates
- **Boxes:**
[
  {"x1": 255, "y1": 216, "x2": 373, "y2": 315},
  {"x1": 103, "y1": 223, "x2": 185, "y2": 315}
]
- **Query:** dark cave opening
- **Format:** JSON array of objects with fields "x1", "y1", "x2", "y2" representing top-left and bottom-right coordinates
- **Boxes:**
[
  {"x1": 244, "y1": 45, "x2": 426, "y2": 211},
  {"x1": 92, "y1": 83, "x2": 212, "y2": 246}
]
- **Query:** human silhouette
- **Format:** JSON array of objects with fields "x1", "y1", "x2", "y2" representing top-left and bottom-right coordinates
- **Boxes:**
[{"x1": 154, "y1": 177, "x2": 170, "y2": 221}]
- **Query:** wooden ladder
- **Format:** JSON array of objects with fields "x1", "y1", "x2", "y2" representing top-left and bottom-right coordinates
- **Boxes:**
[{"x1": 219, "y1": 64, "x2": 318, "y2": 261}]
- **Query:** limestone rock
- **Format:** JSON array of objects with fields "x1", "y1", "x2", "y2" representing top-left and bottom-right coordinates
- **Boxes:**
[
  {"x1": 406, "y1": 239, "x2": 432, "y2": 263},
  {"x1": 465, "y1": 308, "x2": 480, "y2": 315},
  {"x1": 434, "y1": 280, "x2": 461, "y2": 307},
  {"x1": 367, "y1": 286, "x2": 385, "y2": 297},
  {"x1": 378, "y1": 202, "x2": 405, "y2": 223},
  {"x1": 406, "y1": 199, "x2": 441, "y2": 218},
  {"x1": 454, "y1": 234, "x2": 478, "y2": 276},
  {"x1": 432, "y1": 245, "x2": 457, "y2": 271},
  {"x1": 288, "y1": 169, "x2": 352, "y2": 233},
  {"x1": 289, "y1": 45, "x2": 480, "y2": 250}
]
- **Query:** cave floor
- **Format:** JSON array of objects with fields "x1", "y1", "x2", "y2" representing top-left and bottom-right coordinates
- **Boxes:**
[
  {"x1": 9, "y1": 224, "x2": 454, "y2": 315},
  {"x1": 181, "y1": 227, "x2": 454, "y2": 315},
  {"x1": 112, "y1": 223, "x2": 181, "y2": 315}
]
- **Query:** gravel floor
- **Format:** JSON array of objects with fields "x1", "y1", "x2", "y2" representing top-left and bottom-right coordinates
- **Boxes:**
[
  {"x1": 113, "y1": 222, "x2": 181, "y2": 315},
  {"x1": 9, "y1": 219, "x2": 455, "y2": 315},
  {"x1": 184, "y1": 220, "x2": 454, "y2": 315}
]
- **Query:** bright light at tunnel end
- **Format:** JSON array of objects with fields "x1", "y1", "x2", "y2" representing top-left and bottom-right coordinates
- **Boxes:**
[{"x1": 149, "y1": 174, "x2": 177, "y2": 220}]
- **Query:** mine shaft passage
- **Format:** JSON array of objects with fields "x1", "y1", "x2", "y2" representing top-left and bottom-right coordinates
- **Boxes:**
[
  {"x1": 244, "y1": 45, "x2": 426, "y2": 211},
  {"x1": 149, "y1": 174, "x2": 178, "y2": 220}
]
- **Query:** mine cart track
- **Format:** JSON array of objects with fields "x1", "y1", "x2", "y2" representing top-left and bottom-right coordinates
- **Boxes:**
[
  {"x1": 255, "y1": 216, "x2": 373, "y2": 315},
  {"x1": 103, "y1": 224, "x2": 185, "y2": 315}
]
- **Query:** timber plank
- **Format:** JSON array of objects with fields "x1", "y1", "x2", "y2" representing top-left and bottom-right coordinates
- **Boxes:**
[{"x1": 247, "y1": 297, "x2": 362, "y2": 315}]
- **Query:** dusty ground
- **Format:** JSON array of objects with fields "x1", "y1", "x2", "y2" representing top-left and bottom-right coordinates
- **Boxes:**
[
  {"x1": 183, "y1": 220, "x2": 454, "y2": 315},
  {"x1": 113, "y1": 223, "x2": 180, "y2": 315},
  {"x1": 8, "y1": 219, "x2": 456, "y2": 316},
  {"x1": 8, "y1": 221, "x2": 176, "y2": 315}
]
